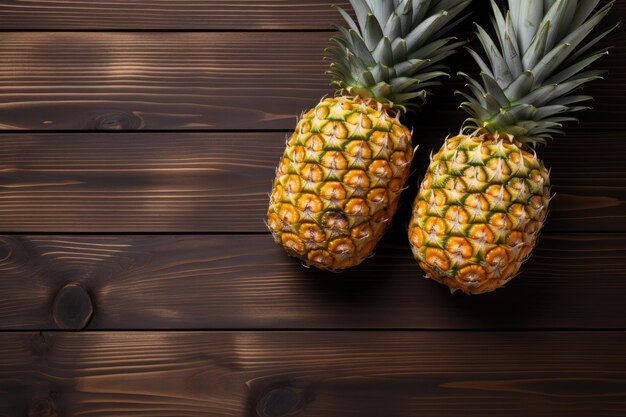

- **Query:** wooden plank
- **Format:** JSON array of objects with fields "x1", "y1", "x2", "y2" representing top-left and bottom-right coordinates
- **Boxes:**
[
  {"x1": 0, "y1": 331, "x2": 624, "y2": 416},
  {"x1": 0, "y1": 32, "x2": 331, "y2": 130},
  {"x1": 0, "y1": 0, "x2": 350, "y2": 30},
  {"x1": 0, "y1": 29, "x2": 623, "y2": 131},
  {"x1": 0, "y1": 233, "x2": 624, "y2": 330},
  {"x1": 0, "y1": 131, "x2": 623, "y2": 233},
  {"x1": 0, "y1": 0, "x2": 621, "y2": 31}
]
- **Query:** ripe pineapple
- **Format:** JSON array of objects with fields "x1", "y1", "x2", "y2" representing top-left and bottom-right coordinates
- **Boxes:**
[
  {"x1": 268, "y1": 0, "x2": 471, "y2": 271},
  {"x1": 409, "y1": 0, "x2": 616, "y2": 294}
]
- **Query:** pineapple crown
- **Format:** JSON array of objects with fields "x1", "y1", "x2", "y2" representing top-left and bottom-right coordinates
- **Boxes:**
[
  {"x1": 459, "y1": 0, "x2": 617, "y2": 146},
  {"x1": 327, "y1": 0, "x2": 471, "y2": 112}
]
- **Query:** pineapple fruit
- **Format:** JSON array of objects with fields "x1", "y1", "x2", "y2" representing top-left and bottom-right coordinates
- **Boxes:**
[
  {"x1": 268, "y1": 0, "x2": 471, "y2": 271},
  {"x1": 409, "y1": 0, "x2": 615, "y2": 294}
]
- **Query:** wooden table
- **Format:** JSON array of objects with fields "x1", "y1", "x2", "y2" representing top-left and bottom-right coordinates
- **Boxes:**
[{"x1": 0, "y1": 1, "x2": 624, "y2": 416}]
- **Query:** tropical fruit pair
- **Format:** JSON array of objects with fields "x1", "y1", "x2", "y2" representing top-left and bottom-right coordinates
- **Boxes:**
[{"x1": 267, "y1": 0, "x2": 615, "y2": 294}]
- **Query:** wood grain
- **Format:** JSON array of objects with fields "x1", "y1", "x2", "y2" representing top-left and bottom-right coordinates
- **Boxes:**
[
  {"x1": 0, "y1": 233, "x2": 624, "y2": 330},
  {"x1": 1, "y1": 131, "x2": 623, "y2": 233},
  {"x1": 0, "y1": 3, "x2": 623, "y2": 416},
  {"x1": 0, "y1": 28, "x2": 622, "y2": 131},
  {"x1": 0, "y1": 0, "x2": 349, "y2": 30},
  {"x1": 0, "y1": 32, "x2": 332, "y2": 130},
  {"x1": 0, "y1": 331, "x2": 624, "y2": 416},
  {"x1": 0, "y1": 0, "x2": 621, "y2": 32}
]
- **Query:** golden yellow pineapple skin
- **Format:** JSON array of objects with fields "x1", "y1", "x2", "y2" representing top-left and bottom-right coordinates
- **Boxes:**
[
  {"x1": 408, "y1": 133, "x2": 551, "y2": 294},
  {"x1": 268, "y1": 96, "x2": 413, "y2": 271}
]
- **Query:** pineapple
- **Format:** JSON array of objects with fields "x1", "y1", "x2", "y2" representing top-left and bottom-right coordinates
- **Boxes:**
[
  {"x1": 268, "y1": 0, "x2": 471, "y2": 271},
  {"x1": 409, "y1": 0, "x2": 616, "y2": 294}
]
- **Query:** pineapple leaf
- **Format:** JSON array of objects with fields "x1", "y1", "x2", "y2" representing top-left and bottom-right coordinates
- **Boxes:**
[
  {"x1": 550, "y1": 94, "x2": 592, "y2": 106},
  {"x1": 505, "y1": 104, "x2": 534, "y2": 121},
  {"x1": 465, "y1": 47, "x2": 494, "y2": 78},
  {"x1": 360, "y1": 69, "x2": 377, "y2": 86},
  {"x1": 348, "y1": 29, "x2": 376, "y2": 66},
  {"x1": 461, "y1": 0, "x2": 615, "y2": 145},
  {"x1": 417, "y1": 70, "x2": 450, "y2": 83},
  {"x1": 347, "y1": 50, "x2": 368, "y2": 74},
  {"x1": 370, "y1": 81, "x2": 393, "y2": 98},
  {"x1": 475, "y1": 24, "x2": 512, "y2": 84},
  {"x1": 459, "y1": 100, "x2": 487, "y2": 119},
  {"x1": 535, "y1": 75, "x2": 602, "y2": 106},
  {"x1": 329, "y1": 0, "x2": 471, "y2": 108},
  {"x1": 482, "y1": 93, "x2": 505, "y2": 113},
  {"x1": 373, "y1": 37, "x2": 394, "y2": 67},
  {"x1": 391, "y1": 38, "x2": 409, "y2": 63},
  {"x1": 405, "y1": 10, "x2": 452, "y2": 50},
  {"x1": 563, "y1": 8, "x2": 617, "y2": 65},
  {"x1": 490, "y1": 1, "x2": 507, "y2": 50},
  {"x1": 392, "y1": 91, "x2": 428, "y2": 105},
  {"x1": 430, "y1": 11, "x2": 471, "y2": 40},
  {"x1": 459, "y1": 71, "x2": 486, "y2": 94},
  {"x1": 398, "y1": 0, "x2": 414, "y2": 33},
  {"x1": 371, "y1": 63, "x2": 391, "y2": 83},
  {"x1": 462, "y1": 83, "x2": 486, "y2": 103},
  {"x1": 510, "y1": 0, "x2": 544, "y2": 52},
  {"x1": 522, "y1": 19, "x2": 551, "y2": 69},
  {"x1": 384, "y1": 12, "x2": 403, "y2": 39},
  {"x1": 391, "y1": 77, "x2": 423, "y2": 92},
  {"x1": 503, "y1": 22, "x2": 523, "y2": 78},
  {"x1": 411, "y1": 0, "x2": 432, "y2": 27},
  {"x1": 570, "y1": 0, "x2": 602, "y2": 29},
  {"x1": 366, "y1": 0, "x2": 394, "y2": 27},
  {"x1": 394, "y1": 59, "x2": 430, "y2": 77},
  {"x1": 546, "y1": 51, "x2": 608, "y2": 84},
  {"x1": 410, "y1": 37, "x2": 459, "y2": 59},
  {"x1": 364, "y1": 14, "x2": 384, "y2": 50},
  {"x1": 505, "y1": 70, "x2": 534, "y2": 99},
  {"x1": 480, "y1": 72, "x2": 510, "y2": 107},
  {"x1": 560, "y1": 2, "x2": 614, "y2": 53},
  {"x1": 334, "y1": 5, "x2": 360, "y2": 33},
  {"x1": 544, "y1": 0, "x2": 577, "y2": 51},
  {"x1": 532, "y1": 104, "x2": 568, "y2": 119},
  {"x1": 349, "y1": 0, "x2": 373, "y2": 30},
  {"x1": 531, "y1": 41, "x2": 573, "y2": 86}
]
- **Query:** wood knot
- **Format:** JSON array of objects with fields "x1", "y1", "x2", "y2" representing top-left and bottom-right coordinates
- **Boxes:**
[
  {"x1": 256, "y1": 387, "x2": 302, "y2": 417},
  {"x1": 94, "y1": 111, "x2": 143, "y2": 130},
  {"x1": 52, "y1": 283, "x2": 93, "y2": 330},
  {"x1": 27, "y1": 397, "x2": 58, "y2": 417}
]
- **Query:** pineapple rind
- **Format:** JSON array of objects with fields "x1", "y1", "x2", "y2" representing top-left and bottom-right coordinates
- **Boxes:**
[
  {"x1": 268, "y1": 97, "x2": 413, "y2": 271},
  {"x1": 409, "y1": 133, "x2": 551, "y2": 294}
]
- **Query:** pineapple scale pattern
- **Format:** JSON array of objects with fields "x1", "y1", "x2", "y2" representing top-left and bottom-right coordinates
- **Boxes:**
[
  {"x1": 409, "y1": 134, "x2": 551, "y2": 294},
  {"x1": 268, "y1": 97, "x2": 413, "y2": 271}
]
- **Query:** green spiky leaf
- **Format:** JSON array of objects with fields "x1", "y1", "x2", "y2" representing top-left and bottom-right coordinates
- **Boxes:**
[
  {"x1": 459, "y1": 0, "x2": 615, "y2": 146},
  {"x1": 329, "y1": 0, "x2": 471, "y2": 110}
]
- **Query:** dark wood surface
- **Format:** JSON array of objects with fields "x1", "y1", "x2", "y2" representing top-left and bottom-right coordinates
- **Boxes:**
[
  {"x1": 1, "y1": 131, "x2": 624, "y2": 232},
  {"x1": 0, "y1": 233, "x2": 624, "y2": 330},
  {"x1": 0, "y1": 331, "x2": 624, "y2": 417},
  {"x1": 1, "y1": 0, "x2": 625, "y2": 415},
  {"x1": 0, "y1": 0, "x2": 623, "y2": 31},
  {"x1": 0, "y1": 32, "x2": 332, "y2": 131},
  {"x1": 0, "y1": 0, "x2": 350, "y2": 30},
  {"x1": 0, "y1": 29, "x2": 623, "y2": 131}
]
